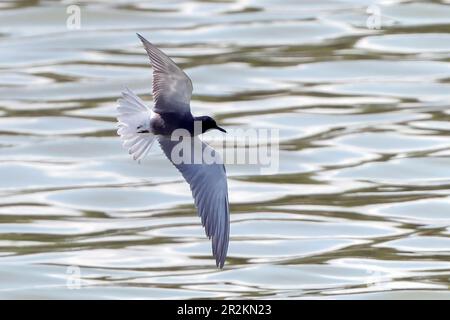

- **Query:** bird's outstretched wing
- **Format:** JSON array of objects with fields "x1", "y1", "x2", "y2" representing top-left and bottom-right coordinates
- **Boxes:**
[
  {"x1": 158, "y1": 136, "x2": 229, "y2": 268},
  {"x1": 137, "y1": 33, "x2": 193, "y2": 115}
]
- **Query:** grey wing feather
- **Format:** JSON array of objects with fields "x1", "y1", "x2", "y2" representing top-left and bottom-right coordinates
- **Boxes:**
[
  {"x1": 137, "y1": 33, "x2": 193, "y2": 114},
  {"x1": 158, "y1": 136, "x2": 230, "y2": 268}
]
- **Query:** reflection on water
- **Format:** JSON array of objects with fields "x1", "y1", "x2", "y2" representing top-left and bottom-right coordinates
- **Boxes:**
[{"x1": 0, "y1": 0, "x2": 449, "y2": 299}]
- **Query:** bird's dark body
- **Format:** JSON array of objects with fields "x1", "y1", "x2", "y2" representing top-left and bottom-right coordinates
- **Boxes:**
[
  {"x1": 151, "y1": 111, "x2": 224, "y2": 137},
  {"x1": 151, "y1": 111, "x2": 193, "y2": 136}
]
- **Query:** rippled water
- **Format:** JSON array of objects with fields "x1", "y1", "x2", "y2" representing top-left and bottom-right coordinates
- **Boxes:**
[{"x1": 0, "y1": 0, "x2": 449, "y2": 299}]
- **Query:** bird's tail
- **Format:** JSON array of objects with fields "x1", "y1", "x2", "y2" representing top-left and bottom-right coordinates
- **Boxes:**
[{"x1": 116, "y1": 88, "x2": 156, "y2": 162}]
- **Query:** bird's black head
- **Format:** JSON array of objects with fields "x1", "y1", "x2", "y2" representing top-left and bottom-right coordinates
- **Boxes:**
[{"x1": 196, "y1": 116, "x2": 226, "y2": 134}]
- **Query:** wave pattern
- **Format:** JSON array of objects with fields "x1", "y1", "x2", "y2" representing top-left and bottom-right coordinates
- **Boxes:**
[{"x1": 0, "y1": 0, "x2": 449, "y2": 299}]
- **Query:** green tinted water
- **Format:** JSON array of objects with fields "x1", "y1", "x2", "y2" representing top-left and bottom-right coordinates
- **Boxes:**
[{"x1": 0, "y1": 0, "x2": 449, "y2": 299}]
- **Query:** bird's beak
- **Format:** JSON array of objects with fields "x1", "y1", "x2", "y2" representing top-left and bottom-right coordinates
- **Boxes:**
[{"x1": 216, "y1": 126, "x2": 227, "y2": 133}]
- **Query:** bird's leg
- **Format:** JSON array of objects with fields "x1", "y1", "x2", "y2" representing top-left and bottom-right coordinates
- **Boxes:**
[{"x1": 136, "y1": 125, "x2": 149, "y2": 133}]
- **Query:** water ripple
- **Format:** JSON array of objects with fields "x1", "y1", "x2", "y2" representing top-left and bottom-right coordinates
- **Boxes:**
[{"x1": 0, "y1": 0, "x2": 449, "y2": 299}]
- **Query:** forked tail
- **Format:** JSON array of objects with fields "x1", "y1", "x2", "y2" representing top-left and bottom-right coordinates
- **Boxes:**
[{"x1": 116, "y1": 88, "x2": 155, "y2": 162}]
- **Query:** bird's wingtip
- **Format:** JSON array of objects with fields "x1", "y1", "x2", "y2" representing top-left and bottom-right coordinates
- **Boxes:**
[
  {"x1": 215, "y1": 245, "x2": 226, "y2": 269},
  {"x1": 136, "y1": 33, "x2": 147, "y2": 43}
]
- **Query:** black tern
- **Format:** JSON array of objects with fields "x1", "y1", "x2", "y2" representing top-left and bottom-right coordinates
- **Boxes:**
[{"x1": 116, "y1": 33, "x2": 230, "y2": 268}]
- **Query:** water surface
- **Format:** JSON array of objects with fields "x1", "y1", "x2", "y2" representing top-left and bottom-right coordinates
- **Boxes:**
[{"x1": 0, "y1": 0, "x2": 449, "y2": 299}]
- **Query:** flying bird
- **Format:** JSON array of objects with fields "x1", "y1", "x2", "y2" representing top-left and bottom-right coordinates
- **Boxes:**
[{"x1": 116, "y1": 33, "x2": 230, "y2": 268}]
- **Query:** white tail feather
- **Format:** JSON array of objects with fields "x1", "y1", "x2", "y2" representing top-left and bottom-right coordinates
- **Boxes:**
[{"x1": 116, "y1": 88, "x2": 155, "y2": 162}]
